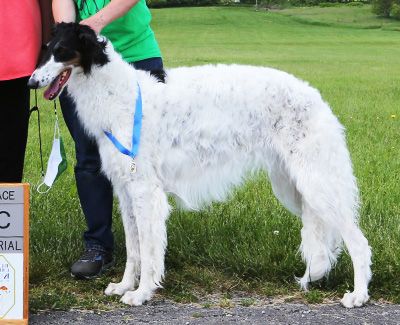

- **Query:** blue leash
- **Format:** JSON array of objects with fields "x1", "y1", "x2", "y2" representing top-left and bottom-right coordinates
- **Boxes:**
[{"x1": 104, "y1": 84, "x2": 142, "y2": 172}]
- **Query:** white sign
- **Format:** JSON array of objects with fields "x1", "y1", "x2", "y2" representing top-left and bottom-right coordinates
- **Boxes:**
[
  {"x1": 0, "y1": 254, "x2": 23, "y2": 319},
  {"x1": 0, "y1": 185, "x2": 28, "y2": 322}
]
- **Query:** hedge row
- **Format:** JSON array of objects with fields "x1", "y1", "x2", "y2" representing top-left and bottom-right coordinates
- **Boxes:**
[
  {"x1": 147, "y1": 0, "x2": 369, "y2": 8},
  {"x1": 147, "y1": 0, "x2": 233, "y2": 8}
]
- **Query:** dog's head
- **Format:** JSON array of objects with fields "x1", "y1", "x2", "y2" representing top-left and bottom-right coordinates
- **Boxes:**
[{"x1": 28, "y1": 22, "x2": 109, "y2": 100}]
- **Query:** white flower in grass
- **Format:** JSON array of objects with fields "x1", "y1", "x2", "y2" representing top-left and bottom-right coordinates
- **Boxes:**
[{"x1": 273, "y1": 230, "x2": 279, "y2": 235}]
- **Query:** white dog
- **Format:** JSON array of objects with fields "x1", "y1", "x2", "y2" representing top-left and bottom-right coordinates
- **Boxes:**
[{"x1": 28, "y1": 23, "x2": 372, "y2": 308}]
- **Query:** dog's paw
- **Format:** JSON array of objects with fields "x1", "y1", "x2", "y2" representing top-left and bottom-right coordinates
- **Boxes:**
[
  {"x1": 120, "y1": 289, "x2": 151, "y2": 306},
  {"x1": 104, "y1": 282, "x2": 133, "y2": 296},
  {"x1": 341, "y1": 291, "x2": 369, "y2": 308}
]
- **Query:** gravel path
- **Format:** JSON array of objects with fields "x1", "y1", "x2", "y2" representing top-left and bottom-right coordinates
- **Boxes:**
[{"x1": 29, "y1": 296, "x2": 400, "y2": 324}]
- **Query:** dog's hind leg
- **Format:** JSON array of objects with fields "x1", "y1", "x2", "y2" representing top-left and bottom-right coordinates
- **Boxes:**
[
  {"x1": 105, "y1": 184, "x2": 140, "y2": 297},
  {"x1": 339, "y1": 223, "x2": 372, "y2": 308},
  {"x1": 295, "y1": 167, "x2": 371, "y2": 308},
  {"x1": 119, "y1": 181, "x2": 170, "y2": 306},
  {"x1": 269, "y1": 162, "x2": 341, "y2": 289},
  {"x1": 298, "y1": 194, "x2": 371, "y2": 308}
]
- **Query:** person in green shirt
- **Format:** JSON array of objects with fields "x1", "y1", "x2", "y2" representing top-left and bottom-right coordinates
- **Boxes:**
[{"x1": 52, "y1": 0, "x2": 164, "y2": 279}]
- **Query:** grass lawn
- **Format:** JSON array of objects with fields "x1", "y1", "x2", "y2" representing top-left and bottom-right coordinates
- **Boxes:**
[
  {"x1": 279, "y1": 5, "x2": 400, "y2": 31},
  {"x1": 26, "y1": 5, "x2": 400, "y2": 311}
]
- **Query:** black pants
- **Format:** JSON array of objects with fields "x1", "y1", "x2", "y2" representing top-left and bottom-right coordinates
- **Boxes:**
[{"x1": 0, "y1": 76, "x2": 30, "y2": 183}]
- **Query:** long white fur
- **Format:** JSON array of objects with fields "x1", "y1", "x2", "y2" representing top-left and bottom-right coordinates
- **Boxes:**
[{"x1": 30, "y1": 37, "x2": 372, "y2": 308}]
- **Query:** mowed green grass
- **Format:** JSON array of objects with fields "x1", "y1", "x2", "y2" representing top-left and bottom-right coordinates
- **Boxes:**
[
  {"x1": 280, "y1": 5, "x2": 400, "y2": 30},
  {"x1": 26, "y1": 6, "x2": 400, "y2": 311}
]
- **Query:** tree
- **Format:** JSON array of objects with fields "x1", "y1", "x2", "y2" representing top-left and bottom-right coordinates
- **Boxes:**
[{"x1": 372, "y1": 0, "x2": 395, "y2": 18}]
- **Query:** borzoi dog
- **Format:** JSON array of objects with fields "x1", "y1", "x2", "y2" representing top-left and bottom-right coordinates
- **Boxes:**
[{"x1": 28, "y1": 22, "x2": 372, "y2": 308}]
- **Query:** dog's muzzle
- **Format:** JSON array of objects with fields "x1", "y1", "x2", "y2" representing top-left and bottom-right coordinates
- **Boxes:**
[{"x1": 27, "y1": 77, "x2": 40, "y2": 89}]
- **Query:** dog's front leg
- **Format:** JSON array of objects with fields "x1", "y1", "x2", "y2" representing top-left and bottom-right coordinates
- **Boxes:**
[
  {"x1": 119, "y1": 181, "x2": 170, "y2": 306},
  {"x1": 105, "y1": 184, "x2": 140, "y2": 296}
]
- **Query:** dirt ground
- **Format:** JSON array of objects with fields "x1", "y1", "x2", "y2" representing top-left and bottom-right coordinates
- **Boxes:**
[{"x1": 29, "y1": 294, "x2": 400, "y2": 324}]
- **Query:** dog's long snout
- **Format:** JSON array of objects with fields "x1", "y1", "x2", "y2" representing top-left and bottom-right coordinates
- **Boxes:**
[{"x1": 27, "y1": 77, "x2": 39, "y2": 89}]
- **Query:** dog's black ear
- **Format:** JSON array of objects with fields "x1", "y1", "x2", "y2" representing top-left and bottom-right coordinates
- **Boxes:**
[
  {"x1": 77, "y1": 25, "x2": 110, "y2": 74},
  {"x1": 51, "y1": 23, "x2": 60, "y2": 38},
  {"x1": 51, "y1": 22, "x2": 74, "y2": 40}
]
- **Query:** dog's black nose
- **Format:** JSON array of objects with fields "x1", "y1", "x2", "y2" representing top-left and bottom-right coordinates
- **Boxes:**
[{"x1": 27, "y1": 78, "x2": 39, "y2": 89}]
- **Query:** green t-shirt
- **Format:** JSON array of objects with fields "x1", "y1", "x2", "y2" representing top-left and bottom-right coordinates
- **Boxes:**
[{"x1": 74, "y1": 0, "x2": 161, "y2": 62}]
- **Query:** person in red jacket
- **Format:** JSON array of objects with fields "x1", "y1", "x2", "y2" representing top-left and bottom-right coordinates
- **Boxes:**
[{"x1": 0, "y1": 1, "x2": 53, "y2": 183}]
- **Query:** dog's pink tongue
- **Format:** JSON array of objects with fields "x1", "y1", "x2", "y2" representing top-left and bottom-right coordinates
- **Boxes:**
[{"x1": 43, "y1": 74, "x2": 62, "y2": 100}]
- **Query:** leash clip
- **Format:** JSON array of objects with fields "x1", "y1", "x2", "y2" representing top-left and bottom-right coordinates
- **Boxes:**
[{"x1": 130, "y1": 159, "x2": 137, "y2": 175}]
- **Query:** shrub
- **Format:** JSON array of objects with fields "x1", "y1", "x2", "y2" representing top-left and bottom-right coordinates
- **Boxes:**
[
  {"x1": 304, "y1": 0, "x2": 320, "y2": 6},
  {"x1": 391, "y1": 3, "x2": 400, "y2": 18},
  {"x1": 346, "y1": 1, "x2": 365, "y2": 6},
  {"x1": 319, "y1": 2, "x2": 341, "y2": 7},
  {"x1": 319, "y1": 1, "x2": 365, "y2": 7},
  {"x1": 166, "y1": 0, "x2": 217, "y2": 6},
  {"x1": 147, "y1": 0, "x2": 167, "y2": 7},
  {"x1": 372, "y1": 0, "x2": 394, "y2": 17},
  {"x1": 257, "y1": 0, "x2": 287, "y2": 9},
  {"x1": 220, "y1": 0, "x2": 236, "y2": 5}
]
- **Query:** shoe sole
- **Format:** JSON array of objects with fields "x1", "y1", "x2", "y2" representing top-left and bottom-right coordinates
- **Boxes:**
[{"x1": 71, "y1": 259, "x2": 115, "y2": 280}]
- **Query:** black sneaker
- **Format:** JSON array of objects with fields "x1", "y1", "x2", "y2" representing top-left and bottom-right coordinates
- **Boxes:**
[{"x1": 71, "y1": 249, "x2": 115, "y2": 280}]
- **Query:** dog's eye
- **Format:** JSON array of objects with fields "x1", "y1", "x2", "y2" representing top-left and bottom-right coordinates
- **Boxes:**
[
  {"x1": 55, "y1": 46, "x2": 67, "y2": 56},
  {"x1": 54, "y1": 46, "x2": 76, "y2": 61}
]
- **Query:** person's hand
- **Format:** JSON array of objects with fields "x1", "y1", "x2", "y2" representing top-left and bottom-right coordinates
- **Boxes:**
[
  {"x1": 78, "y1": 0, "x2": 140, "y2": 34},
  {"x1": 80, "y1": 15, "x2": 105, "y2": 34}
]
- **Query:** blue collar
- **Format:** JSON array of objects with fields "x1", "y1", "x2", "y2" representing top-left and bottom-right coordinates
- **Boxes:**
[{"x1": 104, "y1": 84, "x2": 142, "y2": 159}]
